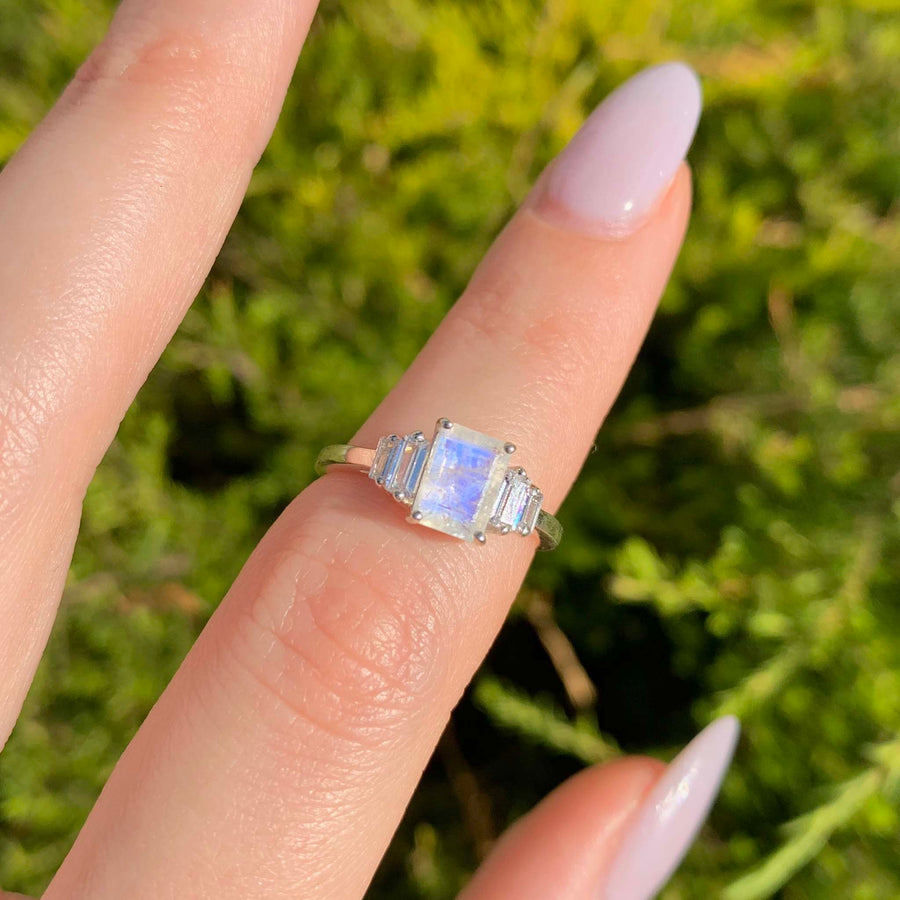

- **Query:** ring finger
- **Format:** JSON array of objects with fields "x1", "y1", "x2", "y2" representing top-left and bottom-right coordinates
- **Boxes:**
[{"x1": 46, "y1": 62, "x2": 701, "y2": 899}]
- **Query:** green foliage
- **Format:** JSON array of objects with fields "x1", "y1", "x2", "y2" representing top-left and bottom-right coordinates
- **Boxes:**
[
  {"x1": 725, "y1": 741, "x2": 900, "y2": 900},
  {"x1": 1, "y1": 0, "x2": 899, "y2": 897},
  {"x1": 473, "y1": 677, "x2": 619, "y2": 765}
]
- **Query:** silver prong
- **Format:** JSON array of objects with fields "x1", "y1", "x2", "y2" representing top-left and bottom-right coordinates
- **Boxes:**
[
  {"x1": 439, "y1": 418, "x2": 453, "y2": 429},
  {"x1": 500, "y1": 524, "x2": 511, "y2": 535},
  {"x1": 375, "y1": 477, "x2": 384, "y2": 485},
  {"x1": 394, "y1": 490, "x2": 408, "y2": 502},
  {"x1": 519, "y1": 526, "x2": 532, "y2": 536},
  {"x1": 412, "y1": 431, "x2": 426, "y2": 441},
  {"x1": 504, "y1": 442, "x2": 516, "y2": 454},
  {"x1": 411, "y1": 510, "x2": 424, "y2": 521},
  {"x1": 474, "y1": 531, "x2": 487, "y2": 544}
]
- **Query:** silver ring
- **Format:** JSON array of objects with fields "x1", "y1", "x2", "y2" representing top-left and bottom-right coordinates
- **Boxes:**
[{"x1": 315, "y1": 418, "x2": 562, "y2": 551}]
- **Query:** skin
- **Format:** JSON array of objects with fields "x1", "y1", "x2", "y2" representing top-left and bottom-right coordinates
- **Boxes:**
[{"x1": 0, "y1": 0, "x2": 691, "y2": 896}]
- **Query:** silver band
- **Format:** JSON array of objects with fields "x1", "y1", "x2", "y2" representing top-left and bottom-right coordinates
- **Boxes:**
[{"x1": 315, "y1": 422, "x2": 562, "y2": 552}]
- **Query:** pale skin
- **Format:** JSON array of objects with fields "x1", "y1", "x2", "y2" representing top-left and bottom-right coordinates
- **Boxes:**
[{"x1": 0, "y1": 0, "x2": 693, "y2": 897}]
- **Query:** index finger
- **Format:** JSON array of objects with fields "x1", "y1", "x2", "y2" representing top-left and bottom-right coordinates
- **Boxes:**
[{"x1": 0, "y1": 0, "x2": 320, "y2": 745}]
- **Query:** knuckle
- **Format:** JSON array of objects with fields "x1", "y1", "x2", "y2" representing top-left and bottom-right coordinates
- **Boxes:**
[
  {"x1": 226, "y1": 493, "x2": 460, "y2": 748},
  {"x1": 453, "y1": 276, "x2": 594, "y2": 379},
  {"x1": 73, "y1": 24, "x2": 221, "y2": 96},
  {"x1": 63, "y1": 20, "x2": 264, "y2": 160}
]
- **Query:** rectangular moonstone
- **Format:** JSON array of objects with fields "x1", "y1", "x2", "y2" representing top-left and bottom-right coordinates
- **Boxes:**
[{"x1": 410, "y1": 422, "x2": 508, "y2": 541}]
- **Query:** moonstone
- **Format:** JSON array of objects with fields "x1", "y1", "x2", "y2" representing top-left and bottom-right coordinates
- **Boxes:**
[{"x1": 410, "y1": 422, "x2": 508, "y2": 541}]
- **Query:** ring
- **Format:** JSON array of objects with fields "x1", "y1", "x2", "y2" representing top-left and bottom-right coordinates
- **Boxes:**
[{"x1": 315, "y1": 418, "x2": 562, "y2": 551}]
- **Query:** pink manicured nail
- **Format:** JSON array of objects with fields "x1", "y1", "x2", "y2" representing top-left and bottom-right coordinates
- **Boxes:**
[
  {"x1": 600, "y1": 716, "x2": 739, "y2": 900},
  {"x1": 540, "y1": 62, "x2": 702, "y2": 237}
]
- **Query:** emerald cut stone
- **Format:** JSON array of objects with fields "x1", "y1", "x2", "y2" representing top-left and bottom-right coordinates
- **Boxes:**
[{"x1": 410, "y1": 421, "x2": 508, "y2": 541}]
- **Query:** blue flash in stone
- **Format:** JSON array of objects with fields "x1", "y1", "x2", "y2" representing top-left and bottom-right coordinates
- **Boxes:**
[
  {"x1": 420, "y1": 440, "x2": 494, "y2": 521},
  {"x1": 410, "y1": 421, "x2": 509, "y2": 541}
]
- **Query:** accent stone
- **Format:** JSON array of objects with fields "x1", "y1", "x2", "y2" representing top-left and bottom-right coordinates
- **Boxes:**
[
  {"x1": 393, "y1": 435, "x2": 429, "y2": 500},
  {"x1": 369, "y1": 434, "x2": 401, "y2": 485},
  {"x1": 491, "y1": 467, "x2": 532, "y2": 531},
  {"x1": 521, "y1": 487, "x2": 543, "y2": 535},
  {"x1": 369, "y1": 433, "x2": 430, "y2": 500}
]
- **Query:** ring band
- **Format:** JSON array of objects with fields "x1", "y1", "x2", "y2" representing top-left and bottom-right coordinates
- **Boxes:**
[{"x1": 315, "y1": 418, "x2": 562, "y2": 551}]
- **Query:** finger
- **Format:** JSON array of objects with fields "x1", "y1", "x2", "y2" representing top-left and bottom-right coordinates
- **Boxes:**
[
  {"x1": 460, "y1": 758, "x2": 664, "y2": 900},
  {"x1": 47, "y1": 64, "x2": 701, "y2": 898},
  {"x1": 462, "y1": 719, "x2": 739, "y2": 900},
  {"x1": 0, "y1": 0, "x2": 320, "y2": 743}
]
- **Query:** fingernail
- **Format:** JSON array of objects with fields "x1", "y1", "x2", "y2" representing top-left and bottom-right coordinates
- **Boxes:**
[
  {"x1": 600, "y1": 716, "x2": 739, "y2": 900},
  {"x1": 538, "y1": 61, "x2": 702, "y2": 237}
]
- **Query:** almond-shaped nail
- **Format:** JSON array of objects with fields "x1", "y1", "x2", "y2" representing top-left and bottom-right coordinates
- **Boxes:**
[
  {"x1": 600, "y1": 716, "x2": 740, "y2": 900},
  {"x1": 539, "y1": 62, "x2": 702, "y2": 237}
]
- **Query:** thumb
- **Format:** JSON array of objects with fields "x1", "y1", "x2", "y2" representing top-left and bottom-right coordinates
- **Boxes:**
[{"x1": 460, "y1": 717, "x2": 739, "y2": 900}]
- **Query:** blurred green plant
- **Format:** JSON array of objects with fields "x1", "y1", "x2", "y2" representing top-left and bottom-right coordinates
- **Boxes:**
[{"x1": 1, "y1": 0, "x2": 899, "y2": 897}]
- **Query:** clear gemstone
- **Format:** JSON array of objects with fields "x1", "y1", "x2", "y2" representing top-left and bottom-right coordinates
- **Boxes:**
[
  {"x1": 369, "y1": 434, "x2": 401, "y2": 484},
  {"x1": 392, "y1": 436, "x2": 429, "y2": 500},
  {"x1": 520, "y1": 487, "x2": 543, "y2": 535},
  {"x1": 410, "y1": 422, "x2": 508, "y2": 541},
  {"x1": 492, "y1": 468, "x2": 532, "y2": 531}
]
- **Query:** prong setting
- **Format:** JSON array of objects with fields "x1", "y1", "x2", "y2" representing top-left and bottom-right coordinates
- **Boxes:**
[{"x1": 369, "y1": 419, "x2": 548, "y2": 545}]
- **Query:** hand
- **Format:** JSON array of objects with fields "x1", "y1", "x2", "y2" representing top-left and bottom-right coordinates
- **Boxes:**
[{"x1": 0, "y1": 1, "x2": 738, "y2": 898}]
